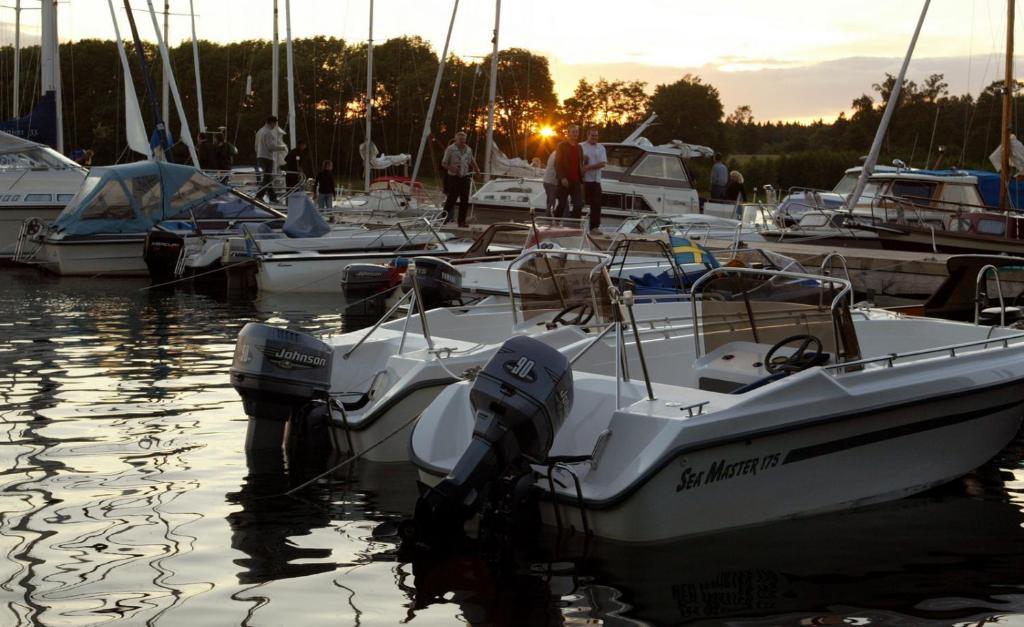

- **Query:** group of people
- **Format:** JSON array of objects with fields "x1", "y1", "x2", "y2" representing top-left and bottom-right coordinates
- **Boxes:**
[
  {"x1": 709, "y1": 152, "x2": 745, "y2": 203},
  {"x1": 249, "y1": 115, "x2": 746, "y2": 222},
  {"x1": 253, "y1": 115, "x2": 334, "y2": 207},
  {"x1": 440, "y1": 124, "x2": 608, "y2": 230},
  {"x1": 196, "y1": 132, "x2": 234, "y2": 172}
]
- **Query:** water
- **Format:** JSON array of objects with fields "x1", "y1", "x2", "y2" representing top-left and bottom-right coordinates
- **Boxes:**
[{"x1": 4, "y1": 267, "x2": 1024, "y2": 626}]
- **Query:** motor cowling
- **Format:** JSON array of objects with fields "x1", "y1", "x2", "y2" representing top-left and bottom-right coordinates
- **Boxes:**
[
  {"x1": 402, "y1": 256, "x2": 463, "y2": 310},
  {"x1": 230, "y1": 322, "x2": 332, "y2": 424},
  {"x1": 414, "y1": 335, "x2": 573, "y2": 539}
]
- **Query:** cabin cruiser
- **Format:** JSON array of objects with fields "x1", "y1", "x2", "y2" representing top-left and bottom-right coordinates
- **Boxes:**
[
  {"x1": 762, "y1": 168, "x2": 988, "y2": 249},
  {"x1": 229, "y1": 244, "x2": 812, "y2": 464},
  {"x1": 408, "y1": 265, "x2": 1024, "y2": 542},
  {"x1": 469, "y1": 114, "x2": 710, "y2": 225},
  {"x1": 0, "y1": 130, "x2": 87, "y2": 260},
  {"x1": 17, "y1": 161, "x2": 283, "y2": 277}
]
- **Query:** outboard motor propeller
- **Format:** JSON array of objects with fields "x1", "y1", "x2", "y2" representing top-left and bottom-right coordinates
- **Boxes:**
[
  {"x1": 412, "y1": 335, "x2": 573, "y2": 543},
  {"x1": 230, "y1": 323, "x2": 333, "y2": 454}
]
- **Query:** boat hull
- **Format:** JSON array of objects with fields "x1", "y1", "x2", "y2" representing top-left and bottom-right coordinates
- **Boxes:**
[
  {"x1": 33, "y1": 236, "x2": 148, "y2": 276},
  {"x1": 0, "y1": 205, "x2": 63, "y2": 260},
  {"x1": 418, "y1": 379, "x2": 1023, "y2": 542}
]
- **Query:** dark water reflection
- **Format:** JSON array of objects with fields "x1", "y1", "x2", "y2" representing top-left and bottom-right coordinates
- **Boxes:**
[{"x1": 3, "y1": 266, "x2": 1024, "y2": 625}]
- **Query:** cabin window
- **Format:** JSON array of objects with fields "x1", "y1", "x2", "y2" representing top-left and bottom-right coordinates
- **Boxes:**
[
  {"x1": 978, "y1": 219, "x2": 1007, "y2": 235},
  {"x1": 80, "y1": 180, "x2": 133, "y2": 221},
  {"x1": 24, "y1": 193, "x2": 52, "y2": 202},
  {"x1": 169, "y1": 172, "x2": 226, "y2": 212},
  {"x1": 889, "y1": 180, "x2": 937, "y2": 202},
  {"x1": 832, "y1": 174, "x2": 859, "y2": 195},
  {"x1": 632, "y1": 155, "x2": 689, "y2": 182},
  {"x1": 604, "y1": 146, "x2": 643, "y2": 173},
  {"x1": 129, "y1": 175, "x2": 163, "y2": 218},
  {"x1": 57, "y1": 194, "x2": 75, "y2": 202}
]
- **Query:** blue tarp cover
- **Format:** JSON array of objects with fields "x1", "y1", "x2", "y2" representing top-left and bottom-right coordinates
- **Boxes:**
[{"x1": 53, "y1": 161, "x2": 235, "y2": 235}]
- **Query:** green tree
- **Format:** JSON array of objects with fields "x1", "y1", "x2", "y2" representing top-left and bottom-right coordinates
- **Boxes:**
[{"x1": 647, "y1": 74, "x2": 723, "y2": 148}]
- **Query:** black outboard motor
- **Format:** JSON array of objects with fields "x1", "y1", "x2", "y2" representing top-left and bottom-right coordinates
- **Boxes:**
[
  {"x1": 230, "y1": 322, "x2": 333, "y2": 453},
  {"x1": 402, "y1": 256, "x2": 463, "y2": 310},
  {"x1": 413, "y1": 335, "x2": 573, "y2": 542},
  {"x1": 341, "y1": 262, "x2": 404, "y2": 330}
]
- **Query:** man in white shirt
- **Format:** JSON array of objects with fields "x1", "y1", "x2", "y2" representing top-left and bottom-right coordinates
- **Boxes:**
[
  {"x1": 581, "y1": 128, "x2": 608, "y2": 230},
  {"x1": 542, "y1": 151, "x2": 558, "y2": 213},
  {"x1": 440, "y1": 131, "x2": 479, "y2": 227},
  {"x1": 254, "y1": 116, "x2": 287, "y2": 203}
]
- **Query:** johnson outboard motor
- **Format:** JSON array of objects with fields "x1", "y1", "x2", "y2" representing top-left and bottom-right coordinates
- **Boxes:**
[
  {"x1": 402, "y1": 256, "x2": 463, "y2": 310},
  {"x1": 413, "y1": 335, "x2": 573, "y2": 542},
  {"x1": 230, "y1": 322, "x2": 333, "y2": 454}
]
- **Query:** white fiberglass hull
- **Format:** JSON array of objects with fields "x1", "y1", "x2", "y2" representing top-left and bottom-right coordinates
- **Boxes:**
[
  {"x1": 0, "y1": 205, "x2": 63, "y2": 259},
  {"x1": 412, "y1": 313, "x2": 1024, "y2": 542},
  {"x1": 33, "y1": 236, "x2": 148, "y2": 276}
]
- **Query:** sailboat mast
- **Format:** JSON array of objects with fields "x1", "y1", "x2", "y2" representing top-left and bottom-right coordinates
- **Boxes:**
[
  {"x1": 845, "y1": 0, "x2": 929, "y2": 212},
  {"x1": 285, "y1": 0, "x2": 296, "y2": 149},
  {"x1": 123, "y1": 0, "x2": 171, "y2": 158},
  {"x1": 484, "y1": 0, "x2": 500, "y2": 182},
  {"x1": 272, "y1": 0, "x2": 279, "y2": 118},
  {"x1": 40, "y1": 0, "x2": 63, "y2": 153},
  {"x1": 411, "y1": 0, "x2": 459, "y2": 186},
  {"x1": 189, "y1": 0, "x2": 205, "y2": 131},
  {"x1": 1001, "y1": 0, "x2": 1015, "y2": 209},
  {"x1": 364, "y1": 0, "x2": 374, "y2": 191},
  {"x1": 13, "y1": 0, "x2": 19, "y2": 118},
  {"x1": 161, "y1": 0, "x2": 169, "y2": 128}
]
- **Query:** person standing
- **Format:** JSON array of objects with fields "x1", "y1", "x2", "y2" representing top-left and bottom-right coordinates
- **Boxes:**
[
  {"x1": 580, "y1": 128, "x2": 608, "y2": 231},
  {"x1": 316, "y1": 160, "x2": 336, "y2": 209},
  {"x1": 196, "y1": 132, "x2": 216, "y2": 169},
  {"x1": 554, "y1": 125, "x2": 584, "y2": 221},
  {"x1": 725, "y1": 170, "x2": 745, "y2": 202},
  {"x1": 710, "y1": 152, "x2": 728, "y2": 201},
  {"x1": 255, "y1": 116, "x2": 287, "y2": 202},
  {"x1": 542, "y1": 151, "x2": 558, "y2": 213},
  {"x1": 283, "y1": 139, "x2": 308, "y2": 191},
  {"x1": 441, "y1": 131, "x2": 478, "y2": 227},
  {"x1": 211, "y1": 133, "x2": 233, "y2": 171}
]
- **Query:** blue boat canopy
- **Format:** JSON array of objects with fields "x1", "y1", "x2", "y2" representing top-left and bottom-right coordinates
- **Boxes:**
[{"x1": 52, "y1": 161, "x2": 276, "y2": 235}]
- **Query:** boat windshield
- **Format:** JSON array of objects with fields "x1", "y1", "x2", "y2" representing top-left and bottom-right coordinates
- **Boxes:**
[
  {"x1": 832, "y1": 173, "x2": 859, "y2": 195},
  {"x1": 509, "y1": 251, "x2": 613, "y2": 323},
  {"x1": 693, "y1": 269, "x2": 861, "y2": 362},
  {"x1": 0, "y1": 146, "x2": 82, "y2": 172}
]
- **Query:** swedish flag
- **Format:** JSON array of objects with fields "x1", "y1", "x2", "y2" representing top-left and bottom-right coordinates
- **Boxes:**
[{"x1": 670, "y1": 236, "x2": 719, "y2": 268}]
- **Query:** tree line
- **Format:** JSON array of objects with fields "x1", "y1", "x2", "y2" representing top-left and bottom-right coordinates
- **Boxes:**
[{"x1": 1, "y1": 36, "x2": 1020, "y2": 192}]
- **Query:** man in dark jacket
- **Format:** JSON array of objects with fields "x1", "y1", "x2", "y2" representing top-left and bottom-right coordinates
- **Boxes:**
[
  {"x1": 283, "y1": 140, "x2": 308, "y2": 190},
  {"x1": 554, "y1": 125, "x2": 584, "y2": 220}
]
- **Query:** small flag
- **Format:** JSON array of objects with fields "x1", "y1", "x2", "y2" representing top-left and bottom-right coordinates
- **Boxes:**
[{"x1": 670, "y1": 236, "x2": 719, "y2": 268}]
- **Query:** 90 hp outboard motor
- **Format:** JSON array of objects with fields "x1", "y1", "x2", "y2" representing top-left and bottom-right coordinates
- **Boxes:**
[
  {"x1": 413, "y1": 335, "x2": 573, "y2": 543},
  {"x1": 401, "y1": 256, "x2": 463, "y2": 310},
  {"x1": 230, "y1": 323, "x2": 333, "y2": 454}
]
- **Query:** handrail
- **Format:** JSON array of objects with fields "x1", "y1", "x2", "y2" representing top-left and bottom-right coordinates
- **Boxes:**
[
  {"x1": 505, "y1": 249, "x2": 610, "y2": 326},
  {"x1": 688, "y1": 267, "x2": 852, "y2": 359},
  {"x1": 975, "y1": 264, "x2": 1007, "y2": 326},
  {"x1": 823, "y1": 331, "x2": 1024, "y2": 373}
]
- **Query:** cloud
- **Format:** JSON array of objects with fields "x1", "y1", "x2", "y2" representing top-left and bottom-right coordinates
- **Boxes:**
[{"x1": 550, "y1": 54, "x2": 1017, "y2": 123}]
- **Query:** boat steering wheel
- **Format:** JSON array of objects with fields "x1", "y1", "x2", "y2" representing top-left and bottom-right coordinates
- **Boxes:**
[
  {"x1": 547, "y1": 302, "x2": 595, "y2": 328},
  {"x1": 764, "y1": 334, "x2": 828, "y2": 374}
]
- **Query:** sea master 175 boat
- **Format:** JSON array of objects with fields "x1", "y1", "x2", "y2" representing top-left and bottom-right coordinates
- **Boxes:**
[{"x1": 408, "y1": 264, "x2": 1024, "y2": 542}]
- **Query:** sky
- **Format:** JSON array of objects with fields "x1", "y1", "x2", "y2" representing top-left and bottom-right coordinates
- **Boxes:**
[{"x1": 1, "y1": 0, "x2": 1020, "y2": 123}]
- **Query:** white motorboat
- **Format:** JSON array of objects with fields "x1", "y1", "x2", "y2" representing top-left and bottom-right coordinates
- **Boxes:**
[
  {"x1": 156, "y1": 194, "x2": 454, "y2": 288},
  {"x1": 19, "y1": 161, "x2": 283, "y2": 277},
  {"x1": 408, "y1": 264, "x2": 1024, "y2": 543},
  {"x1": 230, "y1": 243, "x2": 807, "y2": 464},
  {"x1": 0, "y1": 130, "x2": 87, "y2": 260},
  {"x1": 469, "y1": 114, "x2": 707, "y2": 225}
]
